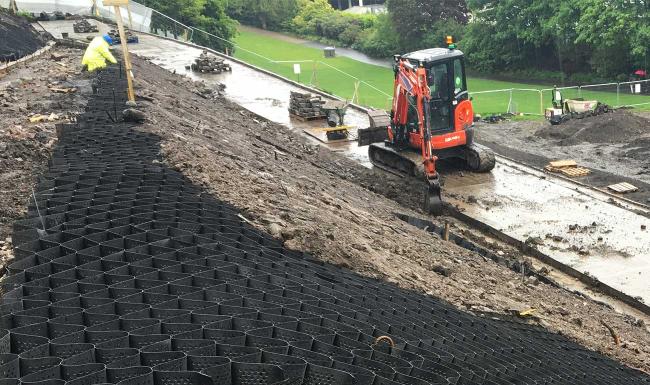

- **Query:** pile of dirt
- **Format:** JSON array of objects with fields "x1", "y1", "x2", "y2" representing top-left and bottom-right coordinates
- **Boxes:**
[
  {"x1": 130, "y1": 56, "x2": 650, "y2": 372},
  {"x1": 535, "y1": 110, "x2": 650, "y2": 146},
  {"x1": 0, "y1": 10, "x2": 47, "y2": 61}
]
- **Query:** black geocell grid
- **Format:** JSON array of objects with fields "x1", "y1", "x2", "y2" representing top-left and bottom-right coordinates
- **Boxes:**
[{"x1": 0, "y1": 67, "x2": 648, "y2": 385}]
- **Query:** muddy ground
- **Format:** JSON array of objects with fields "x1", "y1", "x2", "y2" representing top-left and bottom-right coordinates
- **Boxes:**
[
  {"x1": 0, "y1": 46, "x2": 88, "y2": 273},
  {"x1": 475, "y1": 111, "x2": 650, "y2": 205},
  {"x1": 128, "y1": 55, "x2": 650, "y2": 372},
  {"x1": 0, "y1": 10, "x2": 48, "y2": 61}
]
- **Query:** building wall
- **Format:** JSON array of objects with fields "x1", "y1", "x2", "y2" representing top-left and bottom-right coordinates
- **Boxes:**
[{"x1": 329, "y1": 0, "x2": 386, "y2": 10}]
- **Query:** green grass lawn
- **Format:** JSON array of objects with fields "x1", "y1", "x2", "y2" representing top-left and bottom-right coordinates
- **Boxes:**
[{"x1": 233, "y1": 29, "x2": 650, "y2": 115}]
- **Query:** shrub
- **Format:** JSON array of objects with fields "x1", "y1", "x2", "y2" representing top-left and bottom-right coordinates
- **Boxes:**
[
  {"x1": 356, "y1": 13, "x2": 399, "y2": 57},
  {"x1": 339, "y1": 23, "x2": 362, "y2": 46}
]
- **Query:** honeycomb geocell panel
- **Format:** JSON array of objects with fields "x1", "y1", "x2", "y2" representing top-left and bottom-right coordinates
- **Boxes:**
[{"x1": 1, "y1": 66, "x2": 649, "y2": 385}]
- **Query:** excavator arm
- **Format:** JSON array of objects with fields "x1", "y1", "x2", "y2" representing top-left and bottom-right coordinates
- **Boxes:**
[
  {"x1": 392, "y1": 60, "x2": 438, "y2": 182},
  {"x1": 391, "y1": 59, "x2": 443, "y2": 214}
]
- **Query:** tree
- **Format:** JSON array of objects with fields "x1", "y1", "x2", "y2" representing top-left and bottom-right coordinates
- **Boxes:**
[
  {"x1": 575, "y1": 0, "x2": 649, "y2": 76},
  {"x1": 463, "y1": 0, "x2": 649, "y2": 79},
  {"x1": 227, "y1": 0, "x2": 299, "y2": 30},
  {"x1": 291, "y1": 0, "x2": 336, "y2": 36},
  {"x1": 147, "y1": 0, "x2": 237, "y2": 52},
  {"x1": 386, "y1": 0, "x2": 469, "y2": 51}
]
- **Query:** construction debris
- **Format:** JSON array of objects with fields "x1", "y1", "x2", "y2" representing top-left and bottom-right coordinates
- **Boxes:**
[
  {"x1": 72, "y1": 19, "x2": 98, "y2": 33},
  {"x1": 108, "y1": 29, "x2": 139, "y2": 44},
  {"x1": 544, "y1": 159, "x2": 591, "y2": 177},
  {"x1": 289, "y1": 91, "x2": 325, "y2": 120},
  {"x1": 49, "y1": 86, "x2": 76, "y2": 94},
  {"x1": 607, "y1": 182, "x2": 639, "y2": 194},
  {"x1": 601, "y1": 320, "x2": 621, "y2": 346},
  {"x1": 189, "y1": 51, "x2": 231, "y2": 73},
  {"x1": 549, "y1": 160, "x2": 577, "y2": 168},
  {"x1": 122, "y1": 108, "x2": 146, "y2": 123}
]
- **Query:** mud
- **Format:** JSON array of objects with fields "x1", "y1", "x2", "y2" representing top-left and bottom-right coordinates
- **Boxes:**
[
  {"x1": 0, "y1": 10, "x2": 47, "y2": 61},
  {"x1": 0, "y1": 47, "x2": 88, "y2": 273},
  {"x1": 476, "y1": 114, "x2": 650, "y2": 204},
  {"x1": 535, "y1": 110, "x2": 650, "y2": 146},
  {"x1": 130, "y1": 55, "x2": 650, "y2": 372}
]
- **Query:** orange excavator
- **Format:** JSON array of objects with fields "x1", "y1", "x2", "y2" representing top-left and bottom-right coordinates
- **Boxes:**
[{"x1": 358, "y1": 37, "x2": 495, "y2": 214}]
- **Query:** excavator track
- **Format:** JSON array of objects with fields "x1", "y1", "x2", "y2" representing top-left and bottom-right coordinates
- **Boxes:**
[
  {"x1": 466, "y1": 143, "x2": 496, "y2": 172},
  {"x1": 368, "y1": 142, "x2": 419, "y2": 177}
]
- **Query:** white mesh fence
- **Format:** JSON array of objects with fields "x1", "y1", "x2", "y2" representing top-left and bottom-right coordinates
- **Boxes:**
[{"x1": 4, "y1": 0, "x2": 650, "y2": 113}]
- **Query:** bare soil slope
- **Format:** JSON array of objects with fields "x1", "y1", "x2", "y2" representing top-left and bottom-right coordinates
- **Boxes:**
[
  {"x1": 130, "y1": 56, "x2": 650, "y2": 372},
  {"x1": 0, "y1": 10, "x2": 47, "y2": 60},
  {"x1": 0, "y1": 47, "x2": 87, "y2": 272}
]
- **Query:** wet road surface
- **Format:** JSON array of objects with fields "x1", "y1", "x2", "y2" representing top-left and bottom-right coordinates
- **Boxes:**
[{"x1": 129, "y1": 34, "x2": 373, "y2": 168}]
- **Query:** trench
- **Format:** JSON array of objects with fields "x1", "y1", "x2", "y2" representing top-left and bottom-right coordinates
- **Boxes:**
[{"x1": 1, "y1": 63, "x2": 649, "y2": 385}]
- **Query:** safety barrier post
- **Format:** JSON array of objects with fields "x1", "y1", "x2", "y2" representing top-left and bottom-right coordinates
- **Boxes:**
[
  {"x1": 310, "y1": 61, "x2": 318, "y2": 88},
  {"x1": 507, "y1": 89, "x2": 513, "y2": 114},
  {"x1": 352, "y1": 81, "x2": 360, "y2": 105},
  {"x1": 539, "y1": 90, "x2": 544, "y2": 116},
  {"x1": 616, "y1": 83, "x2": 620, "y2": 106}
]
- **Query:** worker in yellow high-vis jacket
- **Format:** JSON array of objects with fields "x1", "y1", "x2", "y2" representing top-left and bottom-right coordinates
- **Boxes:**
[{"x1": 82, "y1": 34, "x2": 117, "y2": 72}]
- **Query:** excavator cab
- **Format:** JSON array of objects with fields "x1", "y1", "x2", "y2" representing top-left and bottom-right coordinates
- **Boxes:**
[{"x1": 400, "y1": 48, "x2": 470, "y2": 137}]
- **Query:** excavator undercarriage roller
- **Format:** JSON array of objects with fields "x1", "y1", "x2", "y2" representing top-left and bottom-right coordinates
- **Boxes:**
[{"x1": 465, "y1": 143, "x2": 496, "y2": 173}]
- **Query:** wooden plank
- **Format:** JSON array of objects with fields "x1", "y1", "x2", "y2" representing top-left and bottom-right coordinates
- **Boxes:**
[
  {"x1": 607, "y1": 182, "x2": 638, "y2": 193},
  {"x1": 559, "y1": 167, "x2": 590, "y2": 177},
  {"x1": 549, "y1": 160, "x2": 577, "y2": 168}
]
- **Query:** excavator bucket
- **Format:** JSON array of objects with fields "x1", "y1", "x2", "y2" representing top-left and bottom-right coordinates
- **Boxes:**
[
  {"x1": 424, "y1": 181, "x2": 443, "y2": 215},
  {"x1": 357, "y1": 126, "x2": 389, "y2": 146}
]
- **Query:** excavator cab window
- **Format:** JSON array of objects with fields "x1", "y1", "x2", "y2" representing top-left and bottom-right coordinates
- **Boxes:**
[
  {"x1": 453, "y1": 58, "x2": 466, "y2": 96},
  {"x1": 426, "y1": 62, "x2": 452, "y2": 132},
  {"x1": 427, "y1": 63, "x2": 450, "y2": 101}
]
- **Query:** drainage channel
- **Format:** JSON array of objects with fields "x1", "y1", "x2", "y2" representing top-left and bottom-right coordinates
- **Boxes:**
[
  {"x1": 1, "y1": 64, "x2": 649, "y2": 385},
  {"x1": 397, "y1": 211, "x2": 650, "y2": 316}
]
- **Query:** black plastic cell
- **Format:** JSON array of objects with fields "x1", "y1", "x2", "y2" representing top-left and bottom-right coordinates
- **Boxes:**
[
  {"x1": 231, "y1": 362, "x2": 285, "y2": 385},
  {"x1": 153, "y1": 371, "x2": 212, "y2": 385},
  {"x1": 302, "y1": 364, "x2": 355, "y2": 385}
]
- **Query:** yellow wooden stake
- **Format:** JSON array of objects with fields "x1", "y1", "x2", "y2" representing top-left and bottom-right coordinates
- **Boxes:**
[{"x1": 103, "y1": 0, "x2": 135, "y2": 103}]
